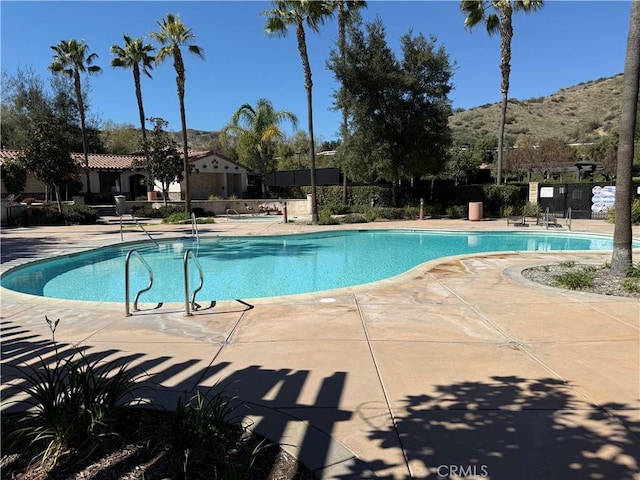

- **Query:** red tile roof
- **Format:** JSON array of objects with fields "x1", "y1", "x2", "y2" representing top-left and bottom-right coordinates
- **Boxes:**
[{"x1": 0, "y1": 149, "x2": 247, "y2": 171}]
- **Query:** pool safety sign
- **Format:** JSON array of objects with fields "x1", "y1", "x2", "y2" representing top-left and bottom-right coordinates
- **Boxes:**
[{"x1": 591, "y1": 186, "x2": 615, "y2": 214}]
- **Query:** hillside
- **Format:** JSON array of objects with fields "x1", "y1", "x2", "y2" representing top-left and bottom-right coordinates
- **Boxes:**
[
  {"x1": 449, "y1": 74, "x2": 624, "y2": 146},
  {"x1": 169, "y1": 129, "x2": 221, "y2": 152},
  {"x1": 170, "y1": 75, "x2": 626, "y2": 152}
]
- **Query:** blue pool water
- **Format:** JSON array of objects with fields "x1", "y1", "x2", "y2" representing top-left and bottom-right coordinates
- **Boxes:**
[{"x1": 0, "y1": 230, "x2": 623, "y2": 303}]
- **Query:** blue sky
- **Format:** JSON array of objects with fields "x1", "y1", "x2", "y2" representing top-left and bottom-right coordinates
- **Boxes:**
[{"x1": 0, "y1": 1, "x2": 633, "y2": 142}]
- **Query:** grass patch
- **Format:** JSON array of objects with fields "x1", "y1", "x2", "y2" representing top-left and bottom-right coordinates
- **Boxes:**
[{"x1": 553, "y1": 268, "x2": 596, "y2": 290}]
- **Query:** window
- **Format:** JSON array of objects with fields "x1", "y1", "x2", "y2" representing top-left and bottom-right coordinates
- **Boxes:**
[{"x1": 99, "y1": 172, "x2": 121, "y2": 193}]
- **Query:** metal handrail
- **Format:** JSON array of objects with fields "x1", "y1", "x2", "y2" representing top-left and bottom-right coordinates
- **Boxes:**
[
  {"x1": 183, "y1": 249, "x2": 204, "y2": 316},
  {"x1": 125, "y1": 250, "x2": 154, "y2": 316},
  {"x1": 120, "y1": 213, "x2": 159, "y2": 246},
  {"x1": 566, "y1": 207, "x2": 572, "y2": 231},
  {"x1": 191, "y1": 212, "x2": 199, "y2": 241}
]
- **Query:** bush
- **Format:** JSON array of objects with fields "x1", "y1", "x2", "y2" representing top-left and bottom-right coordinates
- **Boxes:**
[
  {"x1": 606, "y1": 198, "x2": 640, "y2": 224},
  {"x1": 169, "y1": 388, "x2": 270, "y2": 478},
  {"x1": 135, "y1": 205, "x2": 183, "y2": 218},
  {"x1": 10, "y1": 204, "x2": 99, "y2": 227},
  {"x1": 446, "y1": 205, "x2": 467, "y2": 219},
  {"x1": 340, "y1": 213, "x2": 368, "y2": 224},
  {"x1": 63, "y1": 204, "x2": 98, "y2": 224},
  {"x1": 318, "y1": 209, "x2": 339, "y2": 225},
  {"x1": 553, "y1": 268, "x2": 596, "y2": 290},
  {"x1": 163, "y1": 212, "x2": 191, "y2": 224},
  {"x1": 522, "y1": 202, "x2": 542, "y2": 217},
  {"x1": 5, "y1": 317, "x2": 137, "y2": 472}
]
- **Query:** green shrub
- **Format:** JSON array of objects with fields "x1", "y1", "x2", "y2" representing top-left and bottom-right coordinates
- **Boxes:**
[
  {"x1": 501, "y1": 205, "x2": 515, "y2": 217},
  {"x1": 627, "y1": 262, "x2": 640, "y2": 278},
  {"x1": 5, "y1": 317, "x2": 137, "y2": 472},
  {"x1": 163, "y1": 212, "x2": 191, "y2": 224},
  {"x1": 318, "y1": 209, "x2": 339, "y2": 225},
  {"x1": 373, "y1": 207, "x2": 406, "y2": 220},
  {"x1": 195, "y1": 217, "x2": 215, "y2": 224},
  {"x1": 606, "y1": 198, "x2": 640, "y2": 224},
  {"x1": 403, "y1": 206, "x2": 420, "y2": 220},
  {"x1": 364, "y1": 209, "x2": 378, "y2": 222},
  {"x1": 446, "y1": 205, "x2": 467, "y2": 219},
  {"x1": 622, "y1": 278, "x2": 640, "y2": 294},
  {"x1": 169, "y1": 389, "x2": 270, "y2": 478},
  {"x1": 63, "y1": 204, "x2": 98, "y2": 224},
  {"x1": 9, "y1": 204, "x2": 95, "y2": 227},
  {"x1": 553, "y1": 268, "x2": 596, "y2": 290},
  {"x1": 522, "y1": 202, "x2": 541, "y2": 217},
  {"x1": 340, "y1": 213, "x2": 368, "y2": 224},
  {"x1": 135, "y1": 205, "x2": 183, "y2": 218}
]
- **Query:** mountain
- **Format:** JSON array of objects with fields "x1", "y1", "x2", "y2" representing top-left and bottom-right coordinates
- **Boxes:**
[
  {"x1": 449, "y1": 74, "x2": 624, "y2": 147},
  {"x1": 169, "y1": 129, "x2": 221, "y2": 152},
  {"x1": 172, "y1": 75, "x2": 626, "y2": 152}
]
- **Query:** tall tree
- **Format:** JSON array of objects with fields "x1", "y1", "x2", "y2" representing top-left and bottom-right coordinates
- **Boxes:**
[
  {"x1": 262, "y1": 0, "x2": 334, "y2": 224},
  {"x1": 151, "y1": 13, "x2": 204, "y2": 213},
  {"x1": 330, "y1": 0, "x2": 367, "y2": 204},
  {"x1": 49, "y1": 39, "x2": 101, "y2": 196},
  {"x1": 20, "y1": 115, "x2": 79, "y2": 212},
  {"x1": 461, "y1": 0, "x2": 543, "y2": 185},
  {"x1": 138, "y1": 117, "x2": 183, "y2": 206},
  {"x1": 221, "y1": 98, "x2": 298, "y2": 196},
  {"x1": 110, "y1": 35, "x2": 155, "y2": 190},
  {"x1": 611, "y1": 0, "x2": 640, "y2": 275},
  {"x1": 329, "y1": 18, "x2": 453, "y2": 205}
]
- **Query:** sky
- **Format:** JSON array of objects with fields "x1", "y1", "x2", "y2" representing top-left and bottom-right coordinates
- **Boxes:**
[{"x1": 0, "y1": 1, "x2": 634, "y2": 143}]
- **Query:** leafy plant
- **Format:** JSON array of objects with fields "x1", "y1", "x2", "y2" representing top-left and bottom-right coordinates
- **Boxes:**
[
  {"x1": 559, "y1": 260, "x2": 576, "y2": 268},
  {"x1": 318, "y1": 209, "x2": 339, "y2": 225},
  {"x1": 627, "y1": 262, "x2": 640, "y2": 278},
  {"x1": 553, "y1": 268, "x2": 596, "y2": 290},
  {"x1": 622, "y1": 278, "x2": 640, "y2": 294},
  {"x1": 168, "y1": 388, "x2": 271, "y2": 479},
  {"x1": 163, "y1": 211, "x2": 191, "y2": 224},
  {"x1": 340, "y1": 213, "x2": 367, "y2": 224},
  {"x1": 5, "y1": 316, "x2": 138, "y2": 472},
  {"x1": 522, "y1": 202, "x2": 541, "y2": 217}
]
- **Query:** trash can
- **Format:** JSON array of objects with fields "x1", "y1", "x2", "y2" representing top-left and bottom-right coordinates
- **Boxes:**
[
  {"x1": 114, "y1": 195, "x2": 127, "y2": 216},
  {"x1": 468, "y1": 202, "x2": 483, "y2": 221}
]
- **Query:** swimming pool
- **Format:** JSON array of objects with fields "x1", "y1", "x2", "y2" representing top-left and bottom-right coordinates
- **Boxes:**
[{"x1": 0, "y1": 230, "x2": 624, "y2": 303}]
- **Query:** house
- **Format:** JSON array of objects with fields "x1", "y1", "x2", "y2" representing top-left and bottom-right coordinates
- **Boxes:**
[{"x1": 0, "y1": 149, "x2": 249, "y2": 202}]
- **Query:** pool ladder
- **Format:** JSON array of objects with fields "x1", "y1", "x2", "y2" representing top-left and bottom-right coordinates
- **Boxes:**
[{"x1": 124, "y1": 248, "x2": 204, "y2": 317}]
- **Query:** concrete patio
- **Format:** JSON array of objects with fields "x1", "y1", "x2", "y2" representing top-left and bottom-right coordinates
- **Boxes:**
[{"x1": 1, "y1": 217, "x2": 638, "y2": 479}]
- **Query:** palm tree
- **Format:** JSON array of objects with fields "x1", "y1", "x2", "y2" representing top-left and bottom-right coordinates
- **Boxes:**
[
  {"x1": 222, "y1": 98, "x2": 298, "y2": 197},
  {"x1": 151, "y1": 13, "x2": 204, "y2": 213},
  {"x1": 611, "y1": 0, "x2": 640, "y2": 275},
  {"x1": 331, "y1": 0, "x2": 367, "y2": 204},
  {"x1": 49, "y1": 39, "x2": 101, "y2": 196},
  {"x1": 461, "y1": 0, "x2": 543, "y2": 185},
  {"x1": 262, "y1": 0, "x2": 334, "y2": 224},
  {"x1": 110, "y1": 35, "x2": 155, "y2": 195}
]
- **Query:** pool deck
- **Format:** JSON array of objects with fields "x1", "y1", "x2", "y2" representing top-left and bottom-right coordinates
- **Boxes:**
[{"x1": 1, "y1": 217, "x2": 639, "y2": 479}]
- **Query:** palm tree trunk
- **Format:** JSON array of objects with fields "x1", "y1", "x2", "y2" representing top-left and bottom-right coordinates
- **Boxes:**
[
  {"x1": 74, "y1": 70, "x2": 91, "y2": 197},
  {"x1": 339, "y1": 1, "x2": 349, "y2": 206},
  {"x1": 496, "y1": 6, "x2": 513, "y2": 186},
  {"x1": 133, "y1": 65, "x2": 152, "y2": 195},
  {"x1": 174, "y1": 50, "x2": 191, "y2": 213},
  {"x1": 297, "y1": 21, "x2": 318, "y2": 224},
  {"x1": 611, "y1": 0, "x2": 640, "y2": 275}
]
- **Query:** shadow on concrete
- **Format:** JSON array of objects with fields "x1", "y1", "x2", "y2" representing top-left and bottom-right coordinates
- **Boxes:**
[
  {"x1": 0, "y1": 318, "x2": 367, "y2": 478},
  {"x1": 335, "y1": 375, "x2": 640, "y2": 479}
]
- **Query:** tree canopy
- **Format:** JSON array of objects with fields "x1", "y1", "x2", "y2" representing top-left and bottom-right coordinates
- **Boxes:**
[{"x1": 329, "y1": 17, "x2": 454, "y2": 204}]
